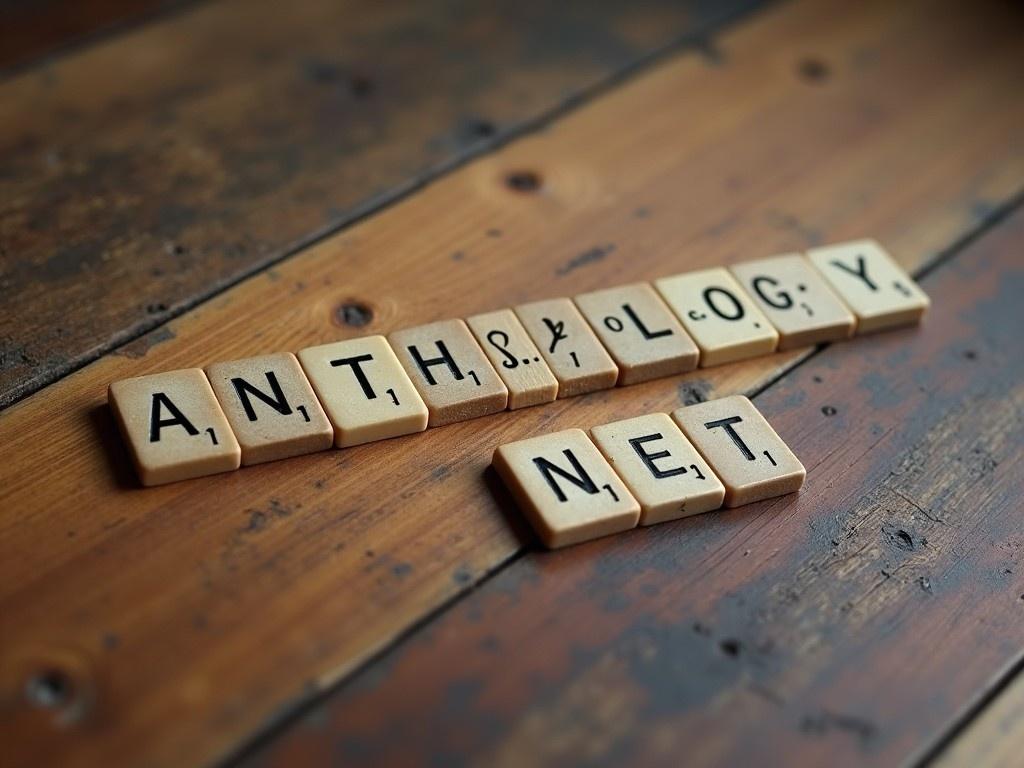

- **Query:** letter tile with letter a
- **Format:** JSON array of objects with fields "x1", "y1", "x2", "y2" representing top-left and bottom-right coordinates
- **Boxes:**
[
  {"x1": 389, "y1": 320, "x2": 508, "y2": 427},
  {"x1": 671, "y1": 395, "x2": 804, "y2": 507},
  {"x1": 298, "y1": 335, "x2": 428, "y2": 447},
  {"x1": 806, "y1": 239, "x2": 930, "y2": 333},
  {"x1": 730, "y1": 254, "x2": 855, "y2": 350},
  {"x1": 655, "y1": 267, "x2": 778, "y2": 367},
  {"x1": 108, "y1": 368, "x2": 241, "y2": 486},
  {"x1": 590, "y1": 412, "x2": 724, "y2": 526},
  {"x1": 493, "y1": 429, "x2": 640, "y2": 548},
  {"x1": 206, "y1": 353, "x2": 333, "y2": 464},
  {"x1": 574, "y1": 283, "x2": 698, "y2": 385},
  {"x1": 467, "y1": 309, "x2": 558, "y2": 409}
]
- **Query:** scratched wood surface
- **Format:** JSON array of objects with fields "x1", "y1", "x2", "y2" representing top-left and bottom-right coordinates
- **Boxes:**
[
  {"x1": 1, "y1": 0, "x2": 1023, "y2": 766},
  {"x1": 0, "y1": 0, "x2": 761, "y2": 408}
]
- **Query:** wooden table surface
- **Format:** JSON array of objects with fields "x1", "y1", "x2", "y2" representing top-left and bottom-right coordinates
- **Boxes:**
[{"x1": 1, "y1": 0, "x2": 1022, "y2": 766}]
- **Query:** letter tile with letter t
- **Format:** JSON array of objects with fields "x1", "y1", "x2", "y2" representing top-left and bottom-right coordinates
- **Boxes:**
[
  {"x1": 671, "y1": 395, "x2": 804, "y2": 507},
  {"x1": 297, "y1": 335, "x2": 428, "y2": 447},
  {"x1": 206, "y1": 353, "x2": 333, "y2": 465},
  {"x1": 806, "y1": 239, "x2": 930, "y2": 333},
  {"x1": 389, "y1": 319, "x2": 508, "y2": 427},
  {"x1": 108, "y1": 369, "x2": 241, "y2": 486},
  {"x1": 492, "y1": 429, "x2": 640, "y2": 548}
]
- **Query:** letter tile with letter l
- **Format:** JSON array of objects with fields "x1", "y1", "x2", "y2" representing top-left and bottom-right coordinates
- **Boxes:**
[
  {"x1": 671, "y1": 395, "x2": 804, "y2": 507},
  {"x1": 514, "y1": 298, "x2": 618, "y2": 398},
  {"x1": 389, "y1": 319, "x2": 508, "y2": 427},
  {"x1": 492, "y1": 429, "x2": 640, "y2": 549},
  {"x1": 590, "y1": 412, "x2": 725, "y2": 526},
  {"x1": 573, "y1": 283, "x2": 699, "y2": 385},
  {"x1": 297, "y1": 335, "x2": 428, "y2": 447},
  {"x1": 730, "y1": 254, "x2": 855, "y2": 350},
  {"x1": 806, "y1": 239, "x2": 930, "y2": 333},
  {"x1": 655, "y1": 267, "x2": 778, "y2": 367},
  {"x1": 108, "y1": 369, "x2": 241, "y2": 486},
  {"x1": 466, "y1": 308, "x2": 558, "y2": 409}
]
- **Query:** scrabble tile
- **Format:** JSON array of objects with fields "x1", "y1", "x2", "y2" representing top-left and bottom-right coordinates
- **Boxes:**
[
  {"x1": 389, "y1": 319, "x2": 508, "y2": 427},
  {"x1": 206, "y1": 353, "x2": 334, "y2": 465},
  {"x1": 730, "y1": 253, "x2": 855, "y2": 351},
  {"x1": 654, "y1": 268, "x2": 778, "y2": 367},
  {"x1": 671, "y1": 395, "x2": 804, "y2": 507},
  {"x1": 466, "y1": 309, "x2": 558, "y2": 409},
  {"x1": 806, "y1": 239, "x2": 930, "y2": 333},
  {"x1": 573, "y1": 283, "x2": 699, "y2": 385},
  {"x1": 590, "y1": 412, "x2": 725, "y2": 526},
  {"x1": 493, "y1": 428, "x2": 640, "y2": 548},
  {"x1": 108, "y1": 368, "x2": 241, "y2": 486},
  {"x1": 514, "y1": 298, "x2": 618, "y2": 397},
  {"x1": 297, "y1": 335, "x2": 428, "y2": 447}
]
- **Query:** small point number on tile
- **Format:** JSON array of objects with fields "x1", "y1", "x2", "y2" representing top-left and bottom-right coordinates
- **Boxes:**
[
  {"x1": 386, "y1": 388, "x2": 399, "y2": 406},
  {"x1": 569, "y1": 351, "x2": 580, "y2": 367},
  {"x1": 206, "y1": 427, "x2": 218, "y2": 445},
  {"x1": 764, "y1": 450, "x2": 777, "y2": 466},
  {"x1": 296, "y1": 404, "x2": 310, "y2": 422},
  {"x1": 690, "y1": 464, "x2": 706, "y2": 480},
  {"x1": 468, "y1": 370, "x2": 480, "y2": 386},
  {"x1": 602, "y1": 483, "x2": 619, "y2": 502}
]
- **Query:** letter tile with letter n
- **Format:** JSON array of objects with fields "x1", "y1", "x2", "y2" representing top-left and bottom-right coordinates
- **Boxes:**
[
  {"x1": 655, "y1": 267, "x2": 778, "y2": 367},
  {"x1": 590, "y1": 413, "x2": 725, "y2": 526},
  {"x1": 389, "y1": 319, "x2": 508, "y2": 427},
  {"x1": 297, "y1": 335, "x2": 428, "y2": 447},
  {"x1": 206, "y1": 353, "x2": 334, "y2": 464},
  {"x1": 672, "y1": 395, "x2": 804, "y2": 507},
  {"x1": 108, "y1": 369, "x2": 241, "y2": 486},
  {"x1": 730, "y1": 254, "x2": 855, "y2": 350},
  {"x1": 493, "y1": 429, "x2": 640, "y2": 548},
  {"x1": 806, "y1": 239, "x2": 930, "y2": 333},
  {"x1": 466, "y1": 309, "x2": 558, "y2": 409},
  {"x1": 573, "y1": 283, "x2": 698, "y2": 385}
]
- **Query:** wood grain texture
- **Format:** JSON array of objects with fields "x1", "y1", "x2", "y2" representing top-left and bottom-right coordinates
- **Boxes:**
[
  {"x1": 1, "y1": 0, "x2": 1023, "y2": 765},
  {"x1": 0, "y1": 0, "x2": 762, "y2": 408},
  {"x1": 236, "y1": 195, "x2": 1024, "y2": 768},
  {"x1": 930, "y1": 670, "x2": 1024, "y2": 768}
]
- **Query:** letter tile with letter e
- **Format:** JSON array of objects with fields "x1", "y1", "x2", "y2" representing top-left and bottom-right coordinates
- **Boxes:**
[
  {"x1": 206, "y1": 353, "x2": 333, "y2": 464},
  {"x1": 806, "y1": 239, "x2": 930, "y2": 333},
  {"x1": 467, "y1": 309, "x2": 558, "y2": 409},
  {"x1": 730, "y1": 254, "x2": 855, "y2": 350},
  {"x1": 493, "y1": 429, "x2": 640, "y2": 548},
  {"x1": 655, "y1": 267, "x2": 778, "y2": 367},
  {"x1": 297, "y1": 335, "x2": 428, "y2": 447},
  {"x1": 590, "y1": 412, "x2": 724, "y2": 526},
  {"x1": 108, "y1": 369, "x2": 241, "y2": 486},
  {"x1": 574, "y1": 283, "x2": 698, "y2": 385},
  {"x1": 514, "y1": 298, "x2": 618, "y2": 398},
  {"x1": 389, "y1": 319, "x2": 508, "y2": 427},
  {"x1": 672, "y1": 395, "x2": 804, "y2": 507}
]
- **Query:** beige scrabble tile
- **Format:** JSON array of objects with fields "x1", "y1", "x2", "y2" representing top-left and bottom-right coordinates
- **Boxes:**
[
  {"x1": 492, "y1": 428, "x2": 640, "y2": 548},
  {"x1": 514, "y1": 298, "x2": 618, "y2": 397},
  {"x1": 655, "y1": 268, "x2": 778, "y2": 367},
  {"x1": 672, "y1": 395, "x2": 804, "y2": 508},
  {"x1": 730, "y1": 254, "x2": 856, "y2": 351},
  {"x1": 297, "y1": 336, "x2": 428, "y2": 447},
  {"x1": 389, "y1": 319, "x2": 508, "y2": 427},
  {"x1": 206, "y1": 353, "x2": 333, "y2": 465},
  {"x1": 573, "y1": 283, "x2": 699, "y2": 385},
  {"x1": 466, "y1": 309, "x2": 558, "y2": 409},
  {"x1": 108, "y1": 368, "x2": 241, "y2": 486},
  {"x1": 590, "y1": 412, "x2": 725, "y2": 526},
  {"x1": 806, "y1": 239, "x2": 930, "y2": 333}
]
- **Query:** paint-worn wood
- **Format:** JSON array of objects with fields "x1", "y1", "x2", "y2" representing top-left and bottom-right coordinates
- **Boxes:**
[
  {"x1": 0, "y1": 0, "x2": 762, "y2": 409},
  {"x1": 236, "y1": 193, "x2": 1024, "y2": 768},
  {"x1": 1, "y1": 0, "x2": 1023, "y2": 766}
]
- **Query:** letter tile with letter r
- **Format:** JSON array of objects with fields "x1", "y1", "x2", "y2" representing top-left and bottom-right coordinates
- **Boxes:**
[
  {"x1": 806, "y1": 239, "x2": 930, "y2": 333},
  {"x1": 108, "y1": 368, "x2": 241, "y2": 486},
  {"x1": 671, "y1": 395, "x2": 804, "y2": 507},
  {"x1": 492, "y1": 429, "x2": 640, "y2": 548},
  {"x1": 467, "y1": 308, "x2": 558, "y2": 409},
  {"x1": 297, "y1": 335, "x2": 428, "y2": 447}
]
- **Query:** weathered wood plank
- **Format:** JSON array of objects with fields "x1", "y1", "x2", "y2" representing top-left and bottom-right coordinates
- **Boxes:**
[
  {"x1": 0, "y1": 0, "x2": 762, "y2": 408},
  {"x1": 1, "y1": 0, "x2": 1023, "y2": 766},
  {"x1": 235, "y1": 199, "x2": 1024, "y2": 768}
]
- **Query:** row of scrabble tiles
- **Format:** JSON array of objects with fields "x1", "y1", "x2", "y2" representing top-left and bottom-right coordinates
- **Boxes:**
[
  {"x1": 493, "y1": 395, "x2": 804, "y2": 548},
  {"x1": 108, "y1": 239, "x2": 928, "y2": 485}
]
